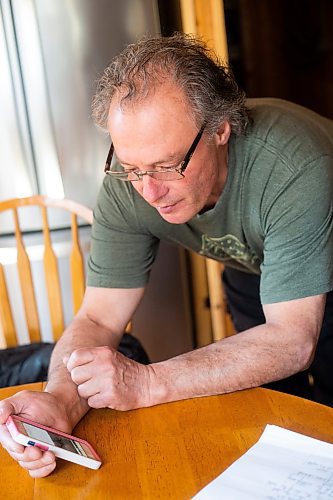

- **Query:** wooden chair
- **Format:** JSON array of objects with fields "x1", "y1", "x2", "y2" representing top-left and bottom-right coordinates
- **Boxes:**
[
  {"x1": 205, "y1": 259, "x2": 234, "y2": 340},
  {"x1": 188, "y1": 253, "x2": 234, "y2": 347},
  {"x1": 0, "y1": 196, "x2": 93, "y2": 348}
]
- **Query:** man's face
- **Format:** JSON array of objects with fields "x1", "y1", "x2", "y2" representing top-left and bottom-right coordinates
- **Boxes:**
[{"x1": 108, "y1": 82, "x2": 229, "y2": 224}]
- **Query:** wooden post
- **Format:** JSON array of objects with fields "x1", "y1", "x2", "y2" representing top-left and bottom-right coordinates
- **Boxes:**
[
  {"x1": 180, "y1": 0, "x2": 228, "y2": 61},
  {"x1": 180, "y1": 0, "x2": 234, "y2": 342}
]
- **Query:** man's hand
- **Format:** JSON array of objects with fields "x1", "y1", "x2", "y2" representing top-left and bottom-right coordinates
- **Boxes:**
[
  {"x1": 0, "y1": 391, "x2": 73, "y2": 478},
  {"x1": 65, "y1": 346, "x2": 155, "y2": 411}
]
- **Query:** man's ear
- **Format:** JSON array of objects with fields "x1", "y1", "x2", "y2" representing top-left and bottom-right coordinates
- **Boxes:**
[{"x1": 215, "y1": 121, "x2": 231, "y2": 145}]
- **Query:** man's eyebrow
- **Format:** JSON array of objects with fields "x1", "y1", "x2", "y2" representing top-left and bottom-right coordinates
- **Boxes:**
[{"x1": 116, "y1": 152, "x2": 182, "y2": 167}]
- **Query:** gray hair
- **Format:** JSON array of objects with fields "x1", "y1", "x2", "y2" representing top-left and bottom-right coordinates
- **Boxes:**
[{"x1": 92, "y1": 32, "x2": 250, "y2": 137}]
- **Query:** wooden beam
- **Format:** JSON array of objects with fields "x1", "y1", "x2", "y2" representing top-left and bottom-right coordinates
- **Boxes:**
[
  {"x1": 180, "y1": 0, "x2": 228, "y2": 61},
  {"x1": 180, "y1": 0, "x2": 234, "y2": 343}
]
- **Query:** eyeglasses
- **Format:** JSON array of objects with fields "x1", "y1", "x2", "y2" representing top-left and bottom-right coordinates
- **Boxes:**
[{"x1": 104, "y1": 124, "x2": 206, "y2": 182}]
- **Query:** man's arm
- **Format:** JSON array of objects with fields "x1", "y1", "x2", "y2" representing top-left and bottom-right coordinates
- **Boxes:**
[
  {"x1": 149, "y1": 294, "x2": 325, "y2": 403},
  {"x1": 45, "y1": 285, "x2": 145, "y2": 425},
  {"x1": 65, "y1": 294, "x2": 325, "y2": 410},
  {"x1": 0, "y1": 285, "x2": 145, "y2": 477}
]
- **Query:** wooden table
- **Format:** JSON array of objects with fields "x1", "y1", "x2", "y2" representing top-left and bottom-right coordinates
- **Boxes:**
[{"x1": 1, "y1": 383, "x2": 333, "y2": 499}]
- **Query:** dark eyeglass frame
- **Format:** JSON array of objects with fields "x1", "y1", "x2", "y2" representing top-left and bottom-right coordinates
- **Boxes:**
[{"x1": 104, "y1": 123, "x2": 206, "y2": 180}]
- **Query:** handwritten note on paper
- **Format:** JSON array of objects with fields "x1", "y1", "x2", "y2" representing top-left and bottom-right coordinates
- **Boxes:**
[{"x1": 193, "y1": 425, "x2": 333, "y2": 500}]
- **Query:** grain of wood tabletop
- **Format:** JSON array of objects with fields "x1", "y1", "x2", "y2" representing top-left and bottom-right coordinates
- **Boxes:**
[{"x1": 1, "y1": 383, "x2": 333, "y2": 499}]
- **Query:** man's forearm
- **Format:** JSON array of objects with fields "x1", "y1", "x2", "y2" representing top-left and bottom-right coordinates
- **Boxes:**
[
  {"x1": 148, "y1": 322, "x2": 314, "y2": 405},
  {"x1": 45, "y1": 315, "x2": 122, "y2": 426}
]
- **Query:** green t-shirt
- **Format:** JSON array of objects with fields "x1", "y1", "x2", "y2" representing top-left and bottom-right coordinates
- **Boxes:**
[{"x1": 87, "y1": 98, "x2": 333, "y2": 304}]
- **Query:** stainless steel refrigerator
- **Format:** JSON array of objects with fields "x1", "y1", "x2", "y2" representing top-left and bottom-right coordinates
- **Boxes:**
[
  {"x1": 0, "y1": 0, "x2": 194, "y2": 359},
  {"x1": 1, "y1": 0, "x2": 160, "y2": 223}
]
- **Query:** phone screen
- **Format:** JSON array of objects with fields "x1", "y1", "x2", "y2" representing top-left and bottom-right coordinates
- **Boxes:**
[{"x1": 22, "y1": 422, "x2": 89, "y2": 457}]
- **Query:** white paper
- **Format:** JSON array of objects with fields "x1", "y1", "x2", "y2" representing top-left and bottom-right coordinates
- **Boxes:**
[{"x1": 193, "y1": 425, "x2": 333, "y2": 499}]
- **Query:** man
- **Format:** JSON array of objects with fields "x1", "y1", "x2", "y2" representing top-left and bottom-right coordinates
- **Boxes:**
[{"x1": 1, "y1": 33, "x2": 332, "y2": 477}]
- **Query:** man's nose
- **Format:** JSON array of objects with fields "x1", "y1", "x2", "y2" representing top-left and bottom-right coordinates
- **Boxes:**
[{"x1": 140, "y1": 175, "x2": 168, "y2": 204}]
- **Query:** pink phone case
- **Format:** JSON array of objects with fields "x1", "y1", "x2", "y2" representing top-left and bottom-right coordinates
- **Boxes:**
[{"x1": 6, "y1": 415, "x2": 102, "y2": 469}]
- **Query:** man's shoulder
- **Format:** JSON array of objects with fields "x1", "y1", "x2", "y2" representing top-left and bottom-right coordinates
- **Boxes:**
[
  {"x1": 246, "y1": 97, "x2": 332, "y2": 130},
  {"x1": 246, "y1": 97, "x2": 325, "y2": 116},
  {"x1": 243, "y1": 98, "x2": 333, "y2": 165}
]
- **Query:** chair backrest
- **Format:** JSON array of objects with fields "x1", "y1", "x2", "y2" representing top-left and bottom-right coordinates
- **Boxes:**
[
  {"x1": 205, "y1": 259, "x2": 234, "y2": 341},
  {"x1": 0, "y1": 196, "x2": 93, "y2": 347},
  {"x1": 187, "y1": 252, "x2": 235, "y2": 347}
]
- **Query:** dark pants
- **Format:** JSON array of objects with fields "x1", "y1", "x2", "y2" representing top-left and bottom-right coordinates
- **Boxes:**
[{"x1": 222, "y1": 267, "x2": 333, "y2": 406}]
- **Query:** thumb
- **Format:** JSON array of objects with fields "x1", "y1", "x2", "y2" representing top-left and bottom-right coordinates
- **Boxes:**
[
  {"x1": 0, "y1": 400, "x2": 16, "y2": 424},
  {"x1": 0, "y1": 400, "x2": 25, "y2": 453}
]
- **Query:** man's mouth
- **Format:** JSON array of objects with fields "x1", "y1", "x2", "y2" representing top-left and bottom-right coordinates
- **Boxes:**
[{"x1": 155, "y1": 202, "x2": 178, "y2": 214}]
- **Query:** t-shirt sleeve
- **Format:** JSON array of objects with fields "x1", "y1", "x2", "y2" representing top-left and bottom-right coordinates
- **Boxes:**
[
  {"x1": 260, "y1": 155, "x2": 333, "y2": 303},
  {"x1": 87, "y1": 177, "x2": 159, "y2": 289}
]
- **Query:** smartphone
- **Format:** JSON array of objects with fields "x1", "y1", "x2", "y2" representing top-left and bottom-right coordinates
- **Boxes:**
[{"x1": 6, "y1": 415, "x2": 102, "y2": 470}]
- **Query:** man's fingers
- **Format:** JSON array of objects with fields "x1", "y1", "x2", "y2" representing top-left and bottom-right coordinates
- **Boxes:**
[
  {"x1": 65, "y1": 348, "x2": 95, "y2": 371},
  {"x1": 69, "y1": 365, "x2": 93, "y2": 386},
  {"x1": 77, "y1": 379, "x2": 100, "y2": 400},
  {"x1": 28, "y1": 462, "x2": 57, "y2": 478},
  {"x1": 18, "y1": 450, "x2": 55, "y2": 471},
  {"x1": 87, "y1": 393, "x2": 108, "y2": 409},
  {"x1": 0, "y1": 424, "x2": 25, "y2": 454},
  {"x1": 17, "y1": 448, "x2": 57, "y2": 478}
]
